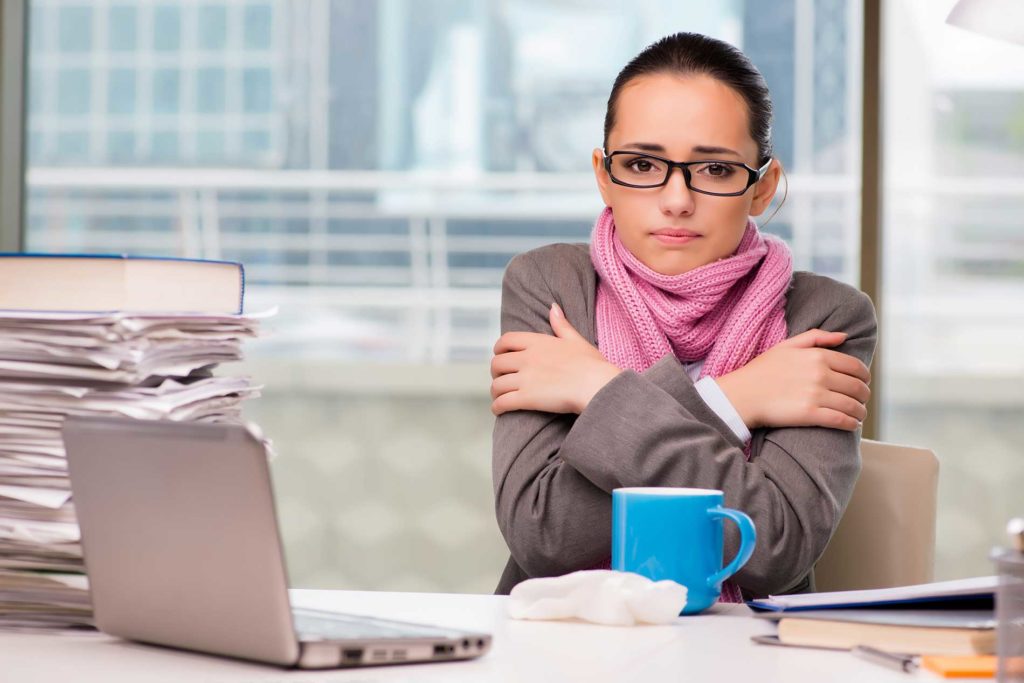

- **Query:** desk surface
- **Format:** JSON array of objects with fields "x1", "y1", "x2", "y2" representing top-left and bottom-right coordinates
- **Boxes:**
[{"x1": 3, "y1": 589, "x2": 964, "y2": 682}]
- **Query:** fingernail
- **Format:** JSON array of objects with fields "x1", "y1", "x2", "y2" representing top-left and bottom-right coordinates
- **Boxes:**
[{"x1": 551, "y1": 302, "x2": 564, "y2": 318}]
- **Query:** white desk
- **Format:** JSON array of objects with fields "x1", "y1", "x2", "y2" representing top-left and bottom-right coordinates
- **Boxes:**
[{"x1": 3, "y1": 589, "x2": 963, "y2": 682}]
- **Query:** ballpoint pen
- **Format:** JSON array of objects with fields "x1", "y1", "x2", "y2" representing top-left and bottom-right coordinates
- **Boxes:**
[{"x1": 851, "y1": 645, "x2": 920, "y2": 673}]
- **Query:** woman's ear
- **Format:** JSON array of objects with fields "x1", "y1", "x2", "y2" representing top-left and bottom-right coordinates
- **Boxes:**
[
  {"x1": 749, "y1": 159, "x2": 782, "y2": 217},
  {"x1": 592, "y1": 148, "x2": 613, "y2": 207}
]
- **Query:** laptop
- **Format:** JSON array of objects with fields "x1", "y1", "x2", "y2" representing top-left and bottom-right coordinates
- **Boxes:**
[{"x1": 61, "y1": 415, "x2": 492, "y2": 669}]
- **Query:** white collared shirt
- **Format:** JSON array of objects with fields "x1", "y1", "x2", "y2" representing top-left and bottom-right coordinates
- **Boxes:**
[{"x1": 685, "y1": 360, "x2": 753, "y2": 444}]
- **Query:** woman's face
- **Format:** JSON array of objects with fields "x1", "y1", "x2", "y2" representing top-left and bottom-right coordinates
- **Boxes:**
[{"x1": 592, "y1": 73, "x2": 781, "y2": 275}]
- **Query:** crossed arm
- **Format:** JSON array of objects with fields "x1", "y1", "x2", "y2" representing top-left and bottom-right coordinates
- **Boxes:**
[{"x1": 491, "y1": 252, "x2": 877, "y2": 596}]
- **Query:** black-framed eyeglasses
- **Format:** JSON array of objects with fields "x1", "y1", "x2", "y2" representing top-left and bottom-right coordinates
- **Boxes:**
[{"x1": 602, "y1": 150, "x2": 772, "y2": 196}]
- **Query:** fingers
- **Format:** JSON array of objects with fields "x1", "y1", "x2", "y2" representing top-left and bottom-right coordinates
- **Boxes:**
[
  {"x1": 494, "y1": 304, "x2": 585, "y2": 357},
  {"x1": 821, "y1": 349, "x2": 872, "y2": 384},
  {"x1": 493, "y1": 331, "x2": 544, "y2": 354},
  {"x1": 549, "y1": 302, "x2": 583, "y2": 341},
  {"x1": 782, "y1": 328, "x2": 848, "y2": 349},
  {"x1": 824, "y1": 371, "x2": 872, "y2": 404},
  {"x1": 819, "y1": 390, "x2": 868, "y2": 423},
  {"x1": 491, "y1": 390, "x2": 522, "y2": 416},
  {"x1": 490, "y1": 372, "x2": 518, "y2": 400},
  {"x1": 811, "y1": 331, "x2": 849, "y2": 348},
  {"x1": 490, "y1": 351, "x2": 523, "y2": 379},
  {"x1": 809, "y1": 406, "x2": 862, "y2": 432}
]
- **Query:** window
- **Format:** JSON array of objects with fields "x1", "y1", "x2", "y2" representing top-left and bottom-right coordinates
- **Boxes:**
[
  {"x1": 196, "y1": 67, "x2": 226, "y2": 113},
  {"x1": 880, "y1": 0, "x2": 1024, "y2": 581},
  {"x1": 107, "y1": 130, "x2": 136, "y2": 162},
  {"x1": 243, "y1": 68, "x2": 271, "y2": 113},
  {"x1": 152, "y1": 4, "x2": 181, "y2": 52},
  {"x1": 152, "y1": 68, "x2": 180, "y2": 114},
  {"x1": 108, "y1": 69, "x2": 137, "y2": 115},
  {"x1": 24, "y1": 1, "x2": 864, "y2": 592},
  {"x1": 108, "y1": 5, "x2": 136, "y2": 51},
  {"x1": 56, "y1": 68, "x2": 90, "y2": 114},
  {"x1": 57, "y1": 6, "x2": 91, "y2": 52},
  {"x1": 197, "y1": 130, "x2": 225, "y2": 160},
  {"x1": 150, "y1": 130, "x2": 178, "y2": 161},
  {"x1": 55, "y1": 130, "x2": 89, "y2": 160},
  {"x1": 243, "y1": 4, "x2": 273, "y2": 49},
  {"x1": 198, "y1": 5, "x2": 228, "y2": 50}
]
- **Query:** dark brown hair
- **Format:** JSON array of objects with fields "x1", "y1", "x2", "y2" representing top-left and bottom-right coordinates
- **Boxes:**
[{"x1": 603, "y1": 32, "x2": 774, "y2": 165}]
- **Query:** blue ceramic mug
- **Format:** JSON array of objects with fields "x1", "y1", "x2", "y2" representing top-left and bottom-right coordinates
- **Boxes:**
[{"x1": 611, "y1": 487, "x2": 756, "y2": 614}]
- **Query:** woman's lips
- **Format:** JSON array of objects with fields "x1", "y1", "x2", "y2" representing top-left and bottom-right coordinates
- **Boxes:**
[{"x1": 651, "y1": 228, "x2": 701, "y2": 245}]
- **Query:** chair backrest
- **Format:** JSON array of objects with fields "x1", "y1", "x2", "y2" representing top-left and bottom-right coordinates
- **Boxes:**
[{"x1": 813, "y1": 439, "x2": 939, "y2": 592}]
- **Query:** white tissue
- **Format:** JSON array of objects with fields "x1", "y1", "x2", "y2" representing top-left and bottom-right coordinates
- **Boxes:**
[{"x1": 507, "y1": 570, "x2": 688, "y2": 626}]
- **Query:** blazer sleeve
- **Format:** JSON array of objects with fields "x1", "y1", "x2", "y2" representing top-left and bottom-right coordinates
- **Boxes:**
[{"x1": 492, "y1": 251, "x2": 877, "y2": 596}]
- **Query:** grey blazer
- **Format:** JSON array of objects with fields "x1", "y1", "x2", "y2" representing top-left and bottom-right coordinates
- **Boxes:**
[{"x1": 492, "y1": 243, "x2": 877, "y2": 597}]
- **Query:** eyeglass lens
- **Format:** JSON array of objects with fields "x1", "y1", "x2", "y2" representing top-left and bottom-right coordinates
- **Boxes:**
[{"x1": 608, "y1": 153, "x2": 751, "y2": 193}]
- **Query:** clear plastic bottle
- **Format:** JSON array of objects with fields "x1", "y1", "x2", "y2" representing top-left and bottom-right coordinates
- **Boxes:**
[{"x1": 993, "y1": 518, "x2": 1024, "y2": 682}]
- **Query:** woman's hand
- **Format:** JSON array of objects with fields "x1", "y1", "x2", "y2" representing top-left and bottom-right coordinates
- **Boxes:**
[
  {"x1": 490, "y1": 303, "x2": 622, "y2": 416},
  {"x1": 716, "y1": 329, "x2": 871, "y2": 432}
]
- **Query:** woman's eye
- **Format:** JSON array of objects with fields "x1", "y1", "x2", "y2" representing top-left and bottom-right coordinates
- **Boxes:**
[
  {"x1": 700, "y1": 163, "x2": 734, "y2": 177},
  {"x1": 630, "y1": 159, "x2": 654, "y2": 172}
]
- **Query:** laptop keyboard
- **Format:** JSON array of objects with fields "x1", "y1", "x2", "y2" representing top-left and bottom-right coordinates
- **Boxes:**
[{"x1": 292, "y1": 609, "x2": 461, "y2": 642}]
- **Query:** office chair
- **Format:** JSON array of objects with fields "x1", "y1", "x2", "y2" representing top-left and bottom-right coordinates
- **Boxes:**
[{"x1": 813, "y1": 439, "x2": 939, "y2": 592}]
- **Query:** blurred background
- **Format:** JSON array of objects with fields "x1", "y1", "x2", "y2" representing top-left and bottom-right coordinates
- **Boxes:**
[{"x1": 10, "y1": 0, "x2": 1024, "y2": 592}]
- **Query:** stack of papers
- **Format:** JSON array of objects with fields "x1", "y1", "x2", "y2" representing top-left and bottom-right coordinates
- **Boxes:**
[
  {"x1": 0, "y1": 572, "x2": 92, "y2": 632},
  {"x1": 0, "y1": 309, "x2": 271, "y2": 631},
  {"x1": 0, "y1": 310, "x2": 267, "y2": 383},
  {"x1": 750, "y1": 576, "x2": 999, "y2": 656},
  {"x1": 747, "y1": 575, "x2": 998, "y2": 612}
]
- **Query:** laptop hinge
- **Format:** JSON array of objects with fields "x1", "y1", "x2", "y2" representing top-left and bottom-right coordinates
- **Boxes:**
[{"x1": 296, "y1": 642, "x2": 343, "y2": 669}]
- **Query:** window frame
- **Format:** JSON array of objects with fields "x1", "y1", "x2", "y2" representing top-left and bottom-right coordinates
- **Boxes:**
[{"x1": 0, "y1": 0, "x2": 27, "y2": 252}]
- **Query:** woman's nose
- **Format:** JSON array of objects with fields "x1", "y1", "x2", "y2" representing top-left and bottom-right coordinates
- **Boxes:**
[{"x1": 659, "y1": 166, "x2": 696, "y2": 216}]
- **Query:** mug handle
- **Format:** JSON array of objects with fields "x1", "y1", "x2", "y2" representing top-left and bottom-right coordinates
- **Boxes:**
[{"x1": 705, "y1": 506, "x2": 757, "y2": 589}]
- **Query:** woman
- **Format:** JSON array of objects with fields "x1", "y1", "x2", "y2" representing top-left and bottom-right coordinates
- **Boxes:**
[{"x1": 490, "y1": 32, "x2": 876, "y2": 602}]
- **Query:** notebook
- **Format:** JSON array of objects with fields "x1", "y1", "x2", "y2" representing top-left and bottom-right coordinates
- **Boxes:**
[
  {"x1": 764, "y1": 609, "x2": 997, "y2": 655},
  {"x1": 747, "y1": 575, "x2": 997, "y2": 613},
  {"x1": 0, "y1": 254, "x2": 245, "y2": 314}
]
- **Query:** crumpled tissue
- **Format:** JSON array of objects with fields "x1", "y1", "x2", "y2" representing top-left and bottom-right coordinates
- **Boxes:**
[{"x1": 507, "y1": 569, "x2": 688, "y2": 626}]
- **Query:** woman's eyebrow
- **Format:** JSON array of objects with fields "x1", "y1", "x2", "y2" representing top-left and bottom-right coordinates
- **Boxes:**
[
  {"x1": 619, "y1": 142, "x2": 667, "y2": 152},
  {"x1": 691, "y1": 145, "x2": 742, "y2": 157},
  {"x1": 618, "y1": 142, "x2": 743, "y2": 158}
]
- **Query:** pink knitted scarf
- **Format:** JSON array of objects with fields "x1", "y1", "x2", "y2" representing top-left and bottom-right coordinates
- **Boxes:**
[{"x1": 589, "y1": 206, "x2": 793, "y2": 603}]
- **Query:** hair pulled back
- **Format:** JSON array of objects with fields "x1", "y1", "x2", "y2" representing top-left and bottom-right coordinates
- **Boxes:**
[{"x1": 603, "y1": 32, "x2": 774, "y2": 166}]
